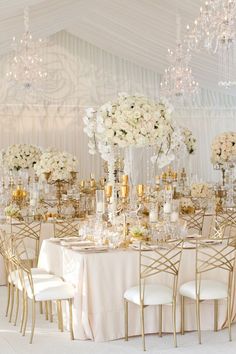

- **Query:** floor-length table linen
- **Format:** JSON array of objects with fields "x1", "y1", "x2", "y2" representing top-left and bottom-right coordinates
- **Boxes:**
[{"x1": 38, "y1": 239, "x2": 235, "y2": 342}]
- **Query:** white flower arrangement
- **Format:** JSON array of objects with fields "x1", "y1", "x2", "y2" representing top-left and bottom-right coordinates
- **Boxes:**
[
  {"x1": 191, "y1": 183, "x2": 211, "y2": 198},
  {"x1": 83, "y1": 93, "x2": 185, "y2": 168},
  {"x1": 34, "y1": 148, "x2": 78, "y2": 182},
  {"x1": 3, "y1": 144, "x2": 41, "y2": 171},
  {"x1": 181, "y1": 127, "x2": 196, "y2": 155},
  {"x1": 130, "y1": 225, "x2": 148, "y2": 239},
  {"x1": 211, "y1": 132, "x2": 236, "y2": 166}
]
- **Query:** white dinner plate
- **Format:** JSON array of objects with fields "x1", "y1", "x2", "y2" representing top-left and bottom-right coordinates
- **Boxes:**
[{"x1": 71, "y1": 245, "x2": 108, "y2": 253}]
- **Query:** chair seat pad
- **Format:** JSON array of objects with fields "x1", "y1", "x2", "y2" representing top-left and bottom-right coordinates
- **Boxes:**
[
  {"x1": 26, "y1": 279, "x2": 75, "y2": 301},
  {"x1": 179, "y1": 280, "x2": 228, "y2": 300},
  {"x1": 124, "y1": 284, "x2": 173, "y2": 305},
  {"x1": 8, "y1": 270, "x2": 59, "y2": 291}
]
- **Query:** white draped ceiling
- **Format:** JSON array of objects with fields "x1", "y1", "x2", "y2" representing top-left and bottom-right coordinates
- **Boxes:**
[{"x1": 0, "y1": 1, "x2": 235, "y2": 182}]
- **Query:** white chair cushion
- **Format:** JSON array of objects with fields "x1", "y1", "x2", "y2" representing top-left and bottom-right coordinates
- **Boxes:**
[
  {"x1": 8, "y1": 270, "x2": 60, "y2": 292},
  {"x1": 8, "y1": 268, "x2": 49, "y2": 284},
  {"x1": 26, "y1": 279, "x2": 75, "y2": 301},
  {"x1": 124, "y1": 284, "x2": 173, "y2": 305},
  {"x1": 179, "y1": 280, "x2": 228, "y2": 300}
]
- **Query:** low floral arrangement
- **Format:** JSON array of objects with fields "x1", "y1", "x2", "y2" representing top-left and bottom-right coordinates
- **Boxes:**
[
  {"x1": 2, "y1": 144, "x2": 41, "y2": 171},
  {"x1": 181, "y1": 127, "x2": 196, "y2": 155},
  {"x1": 34, "y1": 149, "x2": 78, "y2": 182},
  {"x1": 83, "y1": 93, "x2": 185, "y2": 168},
  {"x1": 191, "y1": 183, "x2": 211, "y2": 198},
  {"x1": 211, "y1": 132, "x2": 236, "y2": 166},
  {"x1": 129, "y1": 225, "x2": 148, "y2": 240},
  {"x1": 4, "y1": 204, "x2": 21, "y2": 219}
]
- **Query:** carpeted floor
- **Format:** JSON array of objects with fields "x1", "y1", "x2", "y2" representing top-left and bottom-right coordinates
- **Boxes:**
[{"x1": 0, "y1": 286, "x2": 236, "y2": 354}]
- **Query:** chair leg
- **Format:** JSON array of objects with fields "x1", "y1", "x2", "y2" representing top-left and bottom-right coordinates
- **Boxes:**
[
  {"x1": 39, "y1": 302, "x2": 43, "y2": 315},
  {"x1": 14, "y1": 288, "x2": 19, "y2": 326},
  {"x1": 159, "y1": 305, "x2": 162, "y2": 337},
  {"x1": 59, "y1": 300, "x2": 64, "y2": 332},
  {"x1": 22, "y1": 295, "x2": 28, "y2": 336},
  {"x1": 227, "y1": 297, "x2": 232, "y2": 342},
  {"x1": 181, "y1": 296, "x2": 185, "y2": 335},
  {"x1": 140, "y1": 304, "x2": 146, "y2": 351},
  {"x1": 124, "y1": 299, "x2": 128, "y2": 341},
  {"x1": 30, "y1": 300, "x2": 36, "y2": 344},
  {"x1": 9, "y1": 284, "x2": 15, "y2": 322},
  {"x1": 68, "y1": 299, "x2": 74, "y2": 340},
  {"x1": 214, "y1": 300, "x2": 218, "y2": 332},
  {"x1": 172, "y1": 301, "x2": 177, "y2": 348},
  {"x1": 49, "y1": 301, "x2": 53, "y2": 323},
  {"x1": 45, "y1": 301, "x2": 49, "y2": 321},
  {"x1": 20, "y1": 291, "x2": 25, "y2": 333},
  {"x1": 56, "y1": 300, "x2": 61, "y2": 331},
  {"x1": 196, "y1": 299, "x2": 201, "y2": 344},
  {"x1": 6, "y1": 282, "x2": 11, "y2": 317}
]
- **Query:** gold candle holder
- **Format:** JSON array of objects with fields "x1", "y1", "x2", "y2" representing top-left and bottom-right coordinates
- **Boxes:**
[
  {"x1": 80, "y1": 180, "x2": 85, "y2": 188},
  {"x1": 90, "y1": 179, "x2": 96, "y2": 188},
  {"x1": 137, "y1": 184, "x2": 144, "y2": 197},
  {"x1": 121, "y1": 185, "x2": 129, "y2": 198},
  {"x1": 105, "y1": 185, "x2": 112, "y2": 197},
  {"x1": 122, "y1": 175, "x2": 129, "y2": 185}
]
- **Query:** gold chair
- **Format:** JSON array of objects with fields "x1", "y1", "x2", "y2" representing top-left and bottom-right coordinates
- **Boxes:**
[
  {"x1": 9, "y1": 238, "x2": 75, "y2": 343},
  {"x1": 124, "y1": 239, "x2": 183, "y2": 351},
  {"x1": 180, "y1": 237, "x2": 236, "y2": 344},
  {"x1": 53, "y1": 219, "x2": 80, "y2": 238},
  {"x1": 180, "y1": 209, "x2": 205, "y2": 235}
]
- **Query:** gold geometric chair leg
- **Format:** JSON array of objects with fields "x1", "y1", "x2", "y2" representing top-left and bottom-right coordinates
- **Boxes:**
[
  {"x1": 6, "y1": 282, "x2": 11, "y2": 317},
  {"x1": 56, "y1": 300, "x2": 61, "y2": 331},
  {"x1": 124, "y1": 299, "x2": 128, "y2": 341},
  {"x1": 196, "y1": 299, "x2": 201, "y2": 344},
  {"x1": 59, "y1": 300, "x2": 64, "y2": 332},
  {"x1": 159, "y1": 305, "x2": 162, "y2": 337},
  {"x1": 49, "y1": 301, "x2": 53, "y2": 323},
  {"x1": 140, "y1": 303, "x2": 146, "y2": 351},
  {"x1": 172, "y1": 301, "x2": 177, "y2": 347},
  {"x1": 214, "y1": 300, "x2": 218, "y2": 332},
  {"x1": 181, "y1": 296, "x2": 185, "y2": 335},
  {"x1": 14, "y1": 288, "x2": 20, "y2": 326},
  {"x1": 68, "y1": 299, "x2": 74, "y2": 340},
  {"x1": 9, "y1": 284, "x2": 15, "y2": 323},
  {"x1": 20, "y1": 291, "x2": 25, "y2": 333},
  {"x1": 30, "y1": 300, "x2": 36, "y2": 344},
  {"x1": 227, "y1": 296, "x2": 232, "y2": 342},
  {"x1": 45, "y1": 301, "x2": 49, "y2": 321},
  {"x1": 22, "y1": 296, "x2": 28, "y2": 336},
  {"x1": 39, "y1": 302, "x2": 43, "y2": 315}
]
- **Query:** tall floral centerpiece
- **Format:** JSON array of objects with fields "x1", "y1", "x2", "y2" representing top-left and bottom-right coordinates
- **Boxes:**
[
  {"x1": 211, "y1": 132, "x2": 236, "y2": 186},
  {"x1": 181, "y1": 127, "x2": 196, "y2": 155},
  {"x1": 34, "y1": 149, "x2": 78, "y2": 213}
]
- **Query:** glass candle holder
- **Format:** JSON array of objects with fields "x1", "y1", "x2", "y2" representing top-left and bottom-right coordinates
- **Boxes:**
[{"x1": 96, "y1": 190, "x2": 105, "y2": 214}]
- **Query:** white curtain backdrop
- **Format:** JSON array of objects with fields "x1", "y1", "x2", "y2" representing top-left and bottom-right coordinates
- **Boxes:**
[{"x1": 0, "y1": 30, "x2": 235, "y2": 181}]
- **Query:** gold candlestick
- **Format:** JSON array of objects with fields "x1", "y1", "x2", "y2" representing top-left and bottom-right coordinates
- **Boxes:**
[{"x1": 122, "y1": 175, "x2": 129, "y2": 185}]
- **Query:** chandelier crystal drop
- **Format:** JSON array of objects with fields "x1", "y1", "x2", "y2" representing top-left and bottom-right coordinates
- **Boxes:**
[
  {"x1": 185, "y1": 0, "x2": 236, "y2": 88},
  {"x1": 160, "y1": 16, "x2": 199, "y2": 102},
  {"x1": 6, "y1": 6, "x2": 48, "y2": 91}
]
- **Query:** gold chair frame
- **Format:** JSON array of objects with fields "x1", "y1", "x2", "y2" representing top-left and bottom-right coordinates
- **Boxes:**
[
  {"x1": 181, "y1": 237, "x2": 236, "y2": 344},
  {"x1": 53, "y1": 219, "x2": 80, "y2": 238},
  {"x1": 215, "y1": 208, "x2": 236, "y2": 238},
  {"x1": 180, "y1": 209, "x2": 205, "y2": 235},
  {"x1": 124, "y1": 240, "x2": 183, "y2": 351}
]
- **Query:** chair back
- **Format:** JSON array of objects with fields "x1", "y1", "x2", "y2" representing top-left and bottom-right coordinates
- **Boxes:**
[
  {"x1": 195, "y1": 237, "x2": 236, "y2": 298},
  {"x1": 139, "y1": 240, "x2": 183, "y2": 302},
  {"x1": 215, "y1": 208, "x2": 236, "y2": 238},
  {"x1": 10, "y1": 220, "x2": 41, "y2": 266},
  {"x1": 53, "y1": 219, "x2": 80, "y2": 238},
  {"x1": 180, "y1": 209, "x2": 205, "y2": 235}
]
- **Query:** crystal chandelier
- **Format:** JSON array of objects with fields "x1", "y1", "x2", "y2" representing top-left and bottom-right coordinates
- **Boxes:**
[
  {"x1": 185, "y1": 0, "x2": 236, "y2": 88},
  {"x1": 6, "y1": 6, "x2": 47, "y2": 90},
  {"x1": 160, "y1": 17, "x2": 199, "y2": 102}
]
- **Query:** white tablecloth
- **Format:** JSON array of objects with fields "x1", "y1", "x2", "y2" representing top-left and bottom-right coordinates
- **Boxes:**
[{"x1": 38, "y1": 239, "x2": 235, "y2": 342}]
